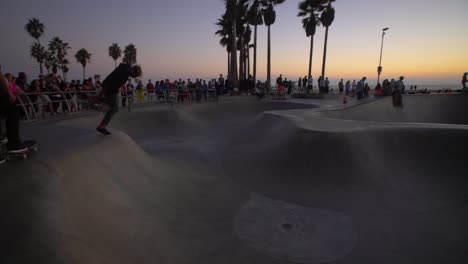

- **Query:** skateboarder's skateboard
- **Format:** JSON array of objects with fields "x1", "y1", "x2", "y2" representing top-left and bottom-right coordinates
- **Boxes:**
[{"x1": 5, "y1": 140, "x2": 38, "y2": 161}]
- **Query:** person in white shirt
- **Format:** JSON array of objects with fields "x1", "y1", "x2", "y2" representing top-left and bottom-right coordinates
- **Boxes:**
[{"x1": 307, "y1": 76, "x2": 313, "y2": 93}]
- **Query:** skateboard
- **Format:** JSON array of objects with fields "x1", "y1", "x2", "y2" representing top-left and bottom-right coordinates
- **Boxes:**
[{"x1": 5, "y1": 140, "x2": 38, "y2": 161}]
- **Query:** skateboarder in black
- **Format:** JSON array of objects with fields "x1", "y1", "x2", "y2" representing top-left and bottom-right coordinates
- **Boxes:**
[
  {"x1": 0, "y1": 69, "x2": 34, "y2": 163},
  {"x1": 96, "y1": 63, "x2": 142, "y2": 135}
]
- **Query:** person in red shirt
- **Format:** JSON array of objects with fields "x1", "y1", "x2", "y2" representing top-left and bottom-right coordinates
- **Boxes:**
[
  {"x1": 120, "y1": 83, "x2": 127, "y2": 107},
  {"x1": 146, "y1": 79, "x2": 155, "y2": 101},
  {"x1": 374, "y1": 83, "x2": 383, "y2": 97}
]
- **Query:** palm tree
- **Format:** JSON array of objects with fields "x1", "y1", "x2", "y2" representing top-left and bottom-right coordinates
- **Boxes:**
[
  {"x1": 223, "y1": 0, "x2": 238, "y2": 84},
  {"x1": 25, "y1": 18, "x2": 45, "y2": 44},
  {"x1": 247, "y1": 0, "x2": 263, "y2": 85},
  {"x1": 123, "y1": 44, "x2": 137, "y2": 64},
  {"x1": 75, "y1": 49, "x2": 92, "y2": 81},
  {"x1": 215, "y1": 14, "x2": 234, "y2": 77},
  {"x1": 320, "y1": 0, "x2": 335, "y2": 80},
  {"x1": 30, "y1": 43, "x2": 47, "y2": 75},
  {"x1": 48, "y1": 37, "x2": 71, "y2": 75},
  {"x1": 236, "y1": 0, "x2": 249, "y2": 82},
  {"x1": 262, "y1": 0, "x2": 285, "y2": 90},
  {"x1": 298, "y1": 0, "x2": 322, "y2": 82},
  {"x1": 25, "y1": 18, "x2": 45, "y2": 74},
  {"x1": 108, "y1": 43, "x2": 122, "y2": 68}
]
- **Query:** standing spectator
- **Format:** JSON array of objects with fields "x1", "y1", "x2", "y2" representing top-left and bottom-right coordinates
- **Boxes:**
[
  {"x1": 307, "y1": 76, "x2": 313, "y2": 94},
  {"x1": 276, "y1": 74, "x2": 283, "y2": 87},
  {"x1": 345, "y1": 80, "x2": 351, "y2": 95},
  {"x1": 338, "y1": 79, "x2": 344, "y2": 93},
  {"x1": 218, "y1": 74, "x2": 225, "y2": 95},
  {"x1": 325, "y1": 77, "x2": 330, "y2": 93},
  {"x1": 364, "y1": 83, "x2": 370, "y2": 97},
  {"x1": 26, "y1": 79, "x2": 41, "y2": 114},
  {"x1": 146, "y1": 79, "x2": 155, "y2": 101},
  {"x1": 462, "y1": 73, "x2": 467, "y2": 90},
  {"x1": 374, "y1": 83, "x2": 383, "y2": 97},
  {"x1": 302, "y1": 76, "x2": 307, "y2": 89},
  {"x1": 0, "y1": 70, "x2": 32, "y2": 154},
  {"x1": 298, "y1": 77, "x2": 302, "y2": 91},
  {"x1": 390, "y1": 79, "x2": 396, "y2": 93},
  {"x1": 351, "y1": 80, "x2": 357, "y2": 95},
  {"x1": 120, "y1": 84, "x2": 127, "y2": 107},
  {"x1": 136, "y1": 80, "x2": 144, "y2": 103},
  {"x1": 319, "y1": 76, "x2": 325, "y2": 94},
  {"x1": 356, "y1": 77, "x2": 367, "y2": 100},
  {"x1": 397, "y1": 76, "x2": 406, "y2": 94},
  {"x1": 127, "y1": 82, "x2": 135, "y2": 105}
]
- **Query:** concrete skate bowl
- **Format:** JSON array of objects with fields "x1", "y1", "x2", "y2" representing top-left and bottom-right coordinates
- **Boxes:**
[
  {"x1": 1, "y1": 98, "x2": 467, "y2": 264},
  {"x1": 320, "y1": 94, "x2": 468, "y2": 125}
]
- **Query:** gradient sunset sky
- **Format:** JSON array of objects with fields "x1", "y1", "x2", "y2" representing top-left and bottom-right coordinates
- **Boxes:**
[{"x1": 1, "y1": 0, "x2": 466, "y2": 85}]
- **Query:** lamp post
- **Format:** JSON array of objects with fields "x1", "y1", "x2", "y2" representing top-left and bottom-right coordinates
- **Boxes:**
[{"x1": 377, "y1": 27, "x2": 389, "y2": 85}]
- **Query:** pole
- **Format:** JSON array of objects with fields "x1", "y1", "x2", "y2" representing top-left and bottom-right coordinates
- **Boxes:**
[{"x1": 377, "y1": 30, "x2": 386, "y2": 85}]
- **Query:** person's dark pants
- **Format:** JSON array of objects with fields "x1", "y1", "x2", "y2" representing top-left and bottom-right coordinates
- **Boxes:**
[
  {"x1": 100, "y1": 93, "x2": 118, "y2": 127},
  {"x1": 0, "y1": 97, "x2": 21, "y2": 149},
  {"x1": 121, "y1": 95, "x2": 127, "y2": 107}
]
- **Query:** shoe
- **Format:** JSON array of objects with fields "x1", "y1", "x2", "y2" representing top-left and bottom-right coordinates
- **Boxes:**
[
  {"x1": 7, "y1": 143, "x2": 29, "y2": 153},
  {"x1": 96, "y1": 127, "x2": 111, "y2": 136}
]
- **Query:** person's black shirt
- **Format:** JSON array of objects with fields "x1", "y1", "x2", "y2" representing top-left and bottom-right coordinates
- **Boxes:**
[{"x1": 102, "y1": 63, "x2": 132, "y2": 94}]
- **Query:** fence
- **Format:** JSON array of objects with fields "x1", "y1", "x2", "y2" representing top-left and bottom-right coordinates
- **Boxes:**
[{"x1": 12, "y1": 88, "x2": 219, "y2": 123}]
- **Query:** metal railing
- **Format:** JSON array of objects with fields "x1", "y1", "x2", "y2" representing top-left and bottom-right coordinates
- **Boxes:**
[{"x1": 11, "y1": 88, "x2": 219, "y2": 123}]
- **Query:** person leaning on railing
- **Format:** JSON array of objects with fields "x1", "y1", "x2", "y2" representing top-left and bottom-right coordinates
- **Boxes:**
[{"x1": 0, "y1": 68, "x2": 33, "y2": 153}]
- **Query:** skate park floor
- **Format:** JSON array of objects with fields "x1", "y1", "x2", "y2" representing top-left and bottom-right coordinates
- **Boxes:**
[{"x1": 0, "y1": 95, "x2": 467, "y2": 264}]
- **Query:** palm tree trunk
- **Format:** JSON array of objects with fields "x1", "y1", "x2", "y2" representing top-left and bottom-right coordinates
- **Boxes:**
[
  {"x1": 239, "y1": 48, "x2": 243, "y2": 81},
  {"x1": 247, "y1": 48, "x2": 250, "y2": 78},
  {"x1": 115, "y1": 60, "x2": 117, "y2": 69},
  {"x1": 308, "y1": 36, "x2": 314, "y2": 80},
  {"x1": 39, "y1": 62, "x2": 44, "y2": 75},
  {"x1": 83, "y1": 66, "x2": 86, "y2": 81},
  {"x1": 321, "y1": 26, "x2": 329, "y2": 80},
  {"x1": 253, "y1": 24, "x2": 257, "y2": 86},
  {"x1": 267, "y1": 25, "x2": 271, "y2": 92},
  {"x1": 227, "y1": 52, "x2": 230, "y2": 78},
  {"x1": 231, "y1": 19, "x2": 238, "y2": 85}
]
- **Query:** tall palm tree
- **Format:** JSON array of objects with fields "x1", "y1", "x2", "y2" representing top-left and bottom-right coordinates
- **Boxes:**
[
  {"x1": 25, "y1": 18, "x2": 45, "y2": 74},
  {"x1": 262, "y1": 0, "x2": 285, "y2": 90},
  {"x1": 25, "y1": 18, "x2": 45, "y2": 44},
  {"x1": 320, "y1": 0, "x2": 335, "y2": 80},
  {"x1": 75, "y1": 49, "x2": 92, "y2": 81},
  {"x1": 223, "y1": 0, "x2": 238, "y2": 84},
  {"x1": 123, "y1": 44, "x2": 137, "y2": 64},
  {"x1": 298, "y1": 0, "x2": 322, "y2": 82},
  {"x1": 30, "y1": 42, "x2": 47, "y2": 75},
  {"x1": 242, "y1": 25, "x2": 252, "y2": 80},
  {"x1": 247, "y1": 0, "x2": 263, "y2": 85},
  {"x1": 48, "y1": 37, "x2": 71, "y2": 75},
  {"x1": 108, "y1": 43, "x2": 122, "y2": 68},
  {"x1": 215, "y1": 14, "x2": 234, "y2": 77},
  {"x1": 235, "y1": 0, "x2": 249, "y2": 82}
]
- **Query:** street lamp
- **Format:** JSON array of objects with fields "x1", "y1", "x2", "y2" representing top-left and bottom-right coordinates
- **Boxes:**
[{"x1": 377, "y1": 27, "x2": 389, "y2": 85}]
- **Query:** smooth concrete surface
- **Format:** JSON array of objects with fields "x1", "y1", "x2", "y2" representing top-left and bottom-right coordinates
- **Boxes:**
[{"x1": 0, "y1": 95, "x2": 467, "y2": 264}]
